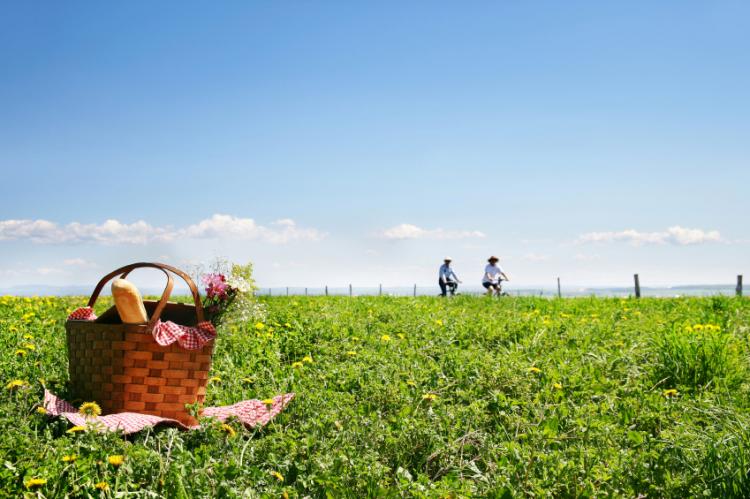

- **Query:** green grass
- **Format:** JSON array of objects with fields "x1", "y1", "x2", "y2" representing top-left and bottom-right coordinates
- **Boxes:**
[{"x1": 1, "y1": 295, "x2": 750, "y2": 497}]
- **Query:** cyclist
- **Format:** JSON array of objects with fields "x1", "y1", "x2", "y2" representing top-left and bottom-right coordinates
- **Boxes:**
[
  {"x1": 438, "y1": 257, "x2": 461, "y2": 296},
  {"x1": 482, "y1": 256, "x2": 509, "y2": 296}
]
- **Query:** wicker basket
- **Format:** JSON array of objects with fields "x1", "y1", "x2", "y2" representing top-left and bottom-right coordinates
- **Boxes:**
[{"x1": 65, "y1": 262, "x2": 214, "y2": 426}]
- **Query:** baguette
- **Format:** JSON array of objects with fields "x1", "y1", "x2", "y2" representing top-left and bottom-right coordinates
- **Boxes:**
[{"x1": 111, "y1": 278, "x2": 149, "y2": 324}]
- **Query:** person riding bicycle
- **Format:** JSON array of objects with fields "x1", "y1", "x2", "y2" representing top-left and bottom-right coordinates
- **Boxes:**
[
  {"x1": 482, "y1": 256, "x2": 509, "y2": 296},
  {"x1": 438, "y1": 257, "x2": 461, "y2": 296}
]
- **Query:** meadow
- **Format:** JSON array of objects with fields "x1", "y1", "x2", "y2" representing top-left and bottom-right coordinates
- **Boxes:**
[{"x1": 1, "y1": 294, "x2": 750, "y2": 497}]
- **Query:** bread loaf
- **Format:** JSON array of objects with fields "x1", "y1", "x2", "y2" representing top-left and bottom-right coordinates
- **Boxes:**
[{"x1": 111, "y1": 278, "x2": 149, "y2": 324}]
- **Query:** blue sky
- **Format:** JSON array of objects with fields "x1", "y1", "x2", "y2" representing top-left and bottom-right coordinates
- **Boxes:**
[{"x1": 0, "y1": 1, "x2": 748, "y2": 290}]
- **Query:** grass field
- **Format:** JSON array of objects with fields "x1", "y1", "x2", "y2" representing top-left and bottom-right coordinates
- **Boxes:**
[{"x1": 1, "y1": 295, "x2": 750, "y2": 497}]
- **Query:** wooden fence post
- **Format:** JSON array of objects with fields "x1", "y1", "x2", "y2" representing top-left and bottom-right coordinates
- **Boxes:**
[
  {"x1": 305, "y1": 287, "x2": 308, "y2": 296},
  {"x1": 286, "y1": 287, "x2": 289, "y2": 296},
  {"x1": 634, "y1": 274, "x2": 641, "y2": 298},
  {"x1": 557, "y1": 277, "x2": 561, "y2": 298},
  {"x1": 737, "y1": 275, "x2": 743, "y2": 297},
  {"x1": 349, "y1": 284, "x2": 352, "y2": 297},
  {"x1": 379, "y1": 284, "x2": 382, "y2": 296},
  {"x1": 325, "y1": 285, "x2": 328, "y2": 296},
  {"x1": 413, "y1": 284, "x2": 417, "y2": 297}
]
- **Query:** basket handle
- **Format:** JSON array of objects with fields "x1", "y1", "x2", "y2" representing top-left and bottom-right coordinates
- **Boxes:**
[{"x1": 87, "y1": 262, "x2": 206, "y2": 325}]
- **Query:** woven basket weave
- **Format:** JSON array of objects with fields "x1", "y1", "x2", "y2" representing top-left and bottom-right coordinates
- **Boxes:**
[{"x1": 65, "y1": 263, "x2": 214, "y2": 426}]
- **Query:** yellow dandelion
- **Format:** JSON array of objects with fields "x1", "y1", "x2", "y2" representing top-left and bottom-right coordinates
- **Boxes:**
[
  {"x1": 262, "y1": 398, "x2": 275, "y2": 406},
  {"x1": 270, "y1": 470, "x2": 284, "y2": 482},
  {"x1": 302, "y1": 355, "x2": 313, "y2": 364},
  {"x1": 15, "y1": 349, "x2": 27, "y2": 356},
  {"x1": 380, "y1": 334, "x2": 391, "y2": 342},
  {"x1": 6, "y1": 379, "x2": 26, "y2": 390},
  {"x1": 351, "y1": 336, "x2": 360, "y2": 341},
  {"x1": 107, "y1": 455, "x2": 125, "y2": 467},
  {"x1": 255, "y1": 322, "x2": 265, "y2": 330},
  {"x1": 209, "y1": 376, "x2": 222, "y2": 383},
  {"x1": 79, "y1": 401, "x2": 102, "y2": 418},
  {"x1": 220, "y1": 423, "x2": 236, "y2": 437},
  {"x1": 346, "y1": 351, "x2": 357, "y2": 357},
  {"x1": 553, "y1": 382, "x2": 563, "y2": 390},
  {"x1": 663, "y1": 389, "x2": 679, "y2": 398},
  {"x1": 22, "y1": 343, "x2": 36, "y2": 350},
  {"x1": 397, "y1": 333, "x2": 406, "y2": 340},
  {"x1": 422, "y1": 393, "x2": 438, "y2": 401},
  {"x1": 284, "y1": 322, "x2": 291, "y2": 328},
  {"x1": 25, "y1": 478, "x2": 46, "y2": 489},
  {"x1": 95, "y1": 482, "x2": 109, "y2": 491},
  {"x1": 435, "y1": 319, "x2": 444, "y2": 326},
  {"x1": 61, "y1": 454, "x2": 77, "y2": 463},
  {"x1": 66, "y1": 425, "x2": 86, "y2": 434},
  {"x1": 36, "y1": 406, "x2": 48, "y2": 415},
  {"x1": 291, "y1": 361, "x2": 304, "y2": 369},
  {"x1": 23, "y1": 334, "x2": 33, "y2": 339},
  {"x1": 528, "y1": 367, "x2": 542, "y2": 374},
  {"x1": 242, "y1": 377, "x2": 255, "y2": 383}
]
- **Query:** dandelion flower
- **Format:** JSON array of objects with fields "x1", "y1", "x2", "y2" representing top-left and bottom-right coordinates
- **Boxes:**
[
  {"x1": 209, "y1": 376, "x2": 222, "y2": 383},
  {"x1": 255, "y1": 322, "x2": 265, "y2": 330},
  {"x1": 380, "y1": 334, "x2": 391, "y2": 342},
  {"x1": 95, "y1": 482, "x2": 109, "y2": 491},
  {"x1": 36, "y1": 406, "x2": 48, "y2": 415},
  {"x1": 422, "y1": 393, "x2": 438, "y2": 401},
  {"x1": 302, "y1": 355, "x2": 313, "y2": 364},
  {"x1": 553, "y1": 382, "x2": 563, "y2": 390},
  {"x1": 24, "y1": 478, "x2": 46, "y2": 489},
  {"x1": 23, "y1": 334, "x2": 33, "y2": 339},
  {"x1": 67, "y1": 426, "x2": 86, "y2": 434},
  {"x1": 663, "y1": 389, "x2": 679, "y2": 398},
  {"x1": 22, "y1": 343, "x2": 36, "y2": 350},
  {"x1": 435, "y1": 319, "x2": 444, "y2": 326},
  {"x1": 15, "y1": 349, "x2": 27, "y2": 356},
  {"x1": 242, "y1": 377, "x2": 255, "y2": 383},
  {"x1": 79, "y1": 401, "x2": 102, "y2": 418},
  {"x1": 397, "y1": 333, "x2": 406, "y2": 340},
  {"x1": 6, "y1": 379, "x2": 26, "y2": 390},
  {"x1": 346, "y1": 351, "x2": 357, "y2": 357},
  {"x1": 107, "y1": 455, "x2": 125, "y2": 467},
  {"x1": 528, "y1": 367, "x2": 542, "y2": 374},
  {"x1": 291, "y1": 361, "x2": 304, "y2": 369},
  {"x1": 262, "y1": 398, "x2": 275, "y2": 406},
  {"x1": 62, "y1": 454, "x2": 77, "y2": 463},
  {"x1": 220, "y1": 423, "x2": 236, "y2": 437},
  {"x1": 270, "y1": 471, "x2": 284, "y2": 482}
]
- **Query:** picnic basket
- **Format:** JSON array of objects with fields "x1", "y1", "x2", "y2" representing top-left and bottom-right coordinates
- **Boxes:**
[{"x1": 65, "y1": 262, "x2": 214, "y2": 426}]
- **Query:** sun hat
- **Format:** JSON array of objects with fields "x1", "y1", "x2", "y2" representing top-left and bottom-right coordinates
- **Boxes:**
[
  {"x1": 444, "y1": 256, "x2": 452, "y2": 262},
  {"x1": 488, "y1": 255, "x2": 499, "y2": 262}
]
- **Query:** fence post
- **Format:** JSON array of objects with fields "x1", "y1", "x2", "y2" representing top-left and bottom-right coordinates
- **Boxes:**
[
  {"x1": 305, "y1": 287, "x2": 308, "y2": 296},
  {"x1": 634, "y1": 274, "x2": 641, "y2": 298},
  {"x1": 349, "y1": 284, "x2": 352, "y2": 297},
  {"x1": 557, "y1": 277, "x2": 561, "y2": 298},
  {"x1": 737, "y1": 275, "x2": 743, "y2": 297},
  {"x1": 286, "y1": 286, "x2": 289, "y2": 296},
  {"x1": 413, "y1": 284, "x2": 417, "y2": 297},
  {"x1": 268, "y1": 288, "x2": 271, "y2": 296},
  {"x1": 325, "y1": 285, "x2": 328, "y2": 296},
  {"x1": 379, "y1": 283, "x2": 382, "y2": 296}
]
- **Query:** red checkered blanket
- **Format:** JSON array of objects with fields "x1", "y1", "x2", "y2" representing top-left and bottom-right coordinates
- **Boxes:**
[
  {"x1": 43, "y1": 390, "x2": 294, "y2": 435},
  {"x1": 67, "y1": 307, "x2": 216, "y2": 350}
]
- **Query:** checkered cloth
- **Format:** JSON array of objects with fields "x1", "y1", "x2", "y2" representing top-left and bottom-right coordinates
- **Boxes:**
[
  {"x1": 67, "y1": 307, "x2": 216, "y2": 350},
  {"x1": 43, "y1": 389, "x2": 295, "y2": 435}
]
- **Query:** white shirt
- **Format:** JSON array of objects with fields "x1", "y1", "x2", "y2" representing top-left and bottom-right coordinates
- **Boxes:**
[
  {"x1": 438, "y1": 264, "x2": 459, "y2": 282},
  {"x1": 482, "y1": 263, "x2": 504, "y2": 283}
]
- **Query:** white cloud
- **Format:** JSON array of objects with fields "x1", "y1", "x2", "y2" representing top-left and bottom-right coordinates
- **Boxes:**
[
  {"x1": 574, "y1": 253, "x2": 601, "y2": 262},
  {"x1": 577, "y1": 226, "x2": 722, "y2": 246},
  {"x1": 63, "y1": 258, "x2": 98, "y2": 267},
  {"x1": 0, "y1": 214, "x2": 325, "y2": 245},
  {"x1": 522, "y1": 253, "x2": 550, "y2": 262},
  {"x1": 379, "y1": 223, "x2": 486, "y2": 240}
]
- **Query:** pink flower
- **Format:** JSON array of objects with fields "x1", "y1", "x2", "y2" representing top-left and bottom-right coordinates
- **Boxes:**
[{"x1": 202, "y1": 273, "x2": 229, "y2": 299}]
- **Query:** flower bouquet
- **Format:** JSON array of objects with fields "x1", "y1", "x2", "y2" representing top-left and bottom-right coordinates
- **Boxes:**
[{"x1": 197, "y1": 260, "x2": 265, "y2": 328}]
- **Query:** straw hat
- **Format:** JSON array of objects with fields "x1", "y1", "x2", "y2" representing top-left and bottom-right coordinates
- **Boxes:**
[{"x1": 487, "y1": 255, "x2": 499, "y2": 263}]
